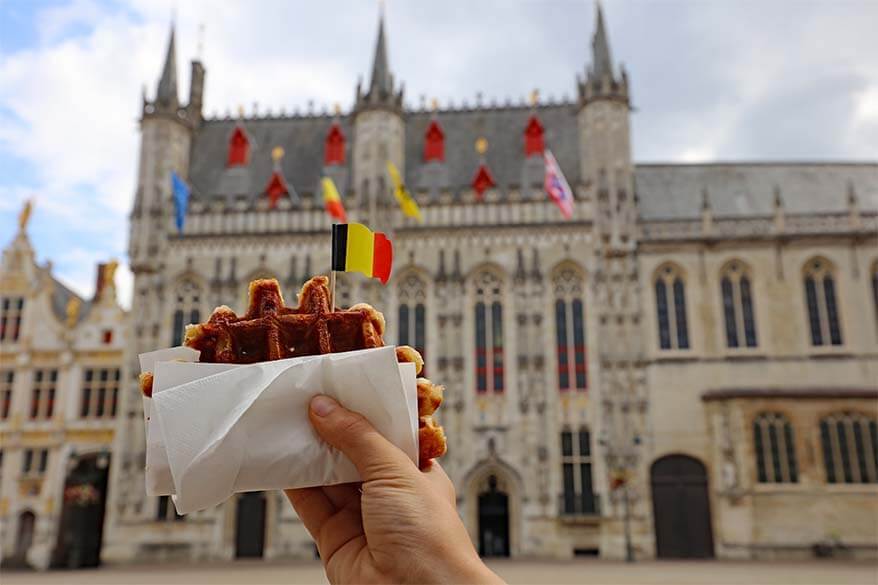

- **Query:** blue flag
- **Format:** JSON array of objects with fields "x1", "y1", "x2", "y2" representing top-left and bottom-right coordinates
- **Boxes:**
[{"x1": 171, "y1": 171, "x2": 190, "y2": 232}]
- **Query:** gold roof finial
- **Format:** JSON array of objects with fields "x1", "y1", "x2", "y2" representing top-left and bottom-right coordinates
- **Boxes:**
[
  {"x1": 18, "y1": 199, "x2": 33, "y2": 233},
  {"x1": 237, "y1": 104, "x2": 245, "y2": 119},
  {"x1": 102, "y1": 260, "x2": 118, "y2": 290},
  {"x1": 475, "y1": 137, "x2": 488, "y2": 155},
  {"x1": 530, "y1": 89, "x2": 539, "y2": 107},
  {"x1": 272, "y1": 146, "x2": 285, "y2": 162},
  {"x1": 333, "y1": 103, "x2": 342, "y2": 116},
  {"x1": 430, "y1": 98, "x2": 439, "y2": 112},
  {"x1": 65, "y1": 297, "x2": 81, "y2": 328}
]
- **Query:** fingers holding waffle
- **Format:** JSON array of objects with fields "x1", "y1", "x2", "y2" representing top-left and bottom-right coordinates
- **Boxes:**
[{"x1": 142, "y1": 277, "x2": 447, "y2": 465}]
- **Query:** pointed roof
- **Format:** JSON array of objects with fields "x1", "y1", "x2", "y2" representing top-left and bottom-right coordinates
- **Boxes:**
[
  {"x1": 156, "y1": 25, "x2": 179, "y2": 108},
  {"x1": 368, "y1": 13, "x2": 392, "y2": 97},
  {"x1": 592, "y1": 1, "x2": 613, "y2": 80}
]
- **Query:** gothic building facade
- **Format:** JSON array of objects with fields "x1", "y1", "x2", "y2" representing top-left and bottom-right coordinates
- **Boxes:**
[
  {"x1": 97, "y1": 7, "x2": 878, "y2": 563},
  {"x1": 0, "y1": 210, "x2": 127, "y2": 569}
]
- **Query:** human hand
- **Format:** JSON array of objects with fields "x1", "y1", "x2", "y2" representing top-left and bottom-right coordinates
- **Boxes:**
[{"x1": 285, "y1": 395, "x2": 504, "y2": 585}]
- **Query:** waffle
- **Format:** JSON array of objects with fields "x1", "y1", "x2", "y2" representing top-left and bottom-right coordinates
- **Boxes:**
[{"x1": 141, "y1": 276, "x2": 445, "y2": 465}]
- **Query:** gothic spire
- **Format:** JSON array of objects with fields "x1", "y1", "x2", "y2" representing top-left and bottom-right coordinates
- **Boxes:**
[
  {"x1": 356, "y1": 9, "x2": 403, "y2": 111},
  {"x1": 369, "y1": 12, "x2": 392, "y2": 98},
  {"x1": 592, "y1": 1, "x2": 613, "y2": 81},
  {"x1": 156, "y1": 24, "x2": 179, "y2": 109}
]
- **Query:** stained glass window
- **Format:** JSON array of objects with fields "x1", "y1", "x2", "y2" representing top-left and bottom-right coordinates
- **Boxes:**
[
  {"x1": 820, "y1": 412, "x2": 877, "y2": 484},
  {"x1": 753, "y1": 413, "x2": 798, "y2": 483},
  {"x1": 720, "y1": 261, "x2": 758, "y2": 348},
  {"x1": 655, "y1": 265, "x2": 689, "y2": 350},
  {"x1": 473, "y1": 271, "x2": 504, "y2": 394},
  {"x1": 553, "y1": 267, "x2": 588, "y2": 392},
  {"x1": 803, "y1": 258, "x2": 843, "y2": 347}
]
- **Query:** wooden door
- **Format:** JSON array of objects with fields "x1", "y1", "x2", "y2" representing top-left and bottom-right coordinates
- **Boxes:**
[{"x1": 650, "y1": 455, "x2": 714, "y2": 559}]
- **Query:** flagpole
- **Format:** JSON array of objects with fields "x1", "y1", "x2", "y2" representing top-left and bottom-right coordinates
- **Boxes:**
[{"x1": 329, "y1": 269, "x2": 337, "y2": 311}]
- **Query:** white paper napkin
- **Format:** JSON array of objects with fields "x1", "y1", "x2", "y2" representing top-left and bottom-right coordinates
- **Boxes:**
[{"x1": 141, "y1": 346, "x2": 417, "y2": 515}]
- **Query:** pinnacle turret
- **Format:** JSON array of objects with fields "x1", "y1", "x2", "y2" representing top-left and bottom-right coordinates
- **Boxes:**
[
  {"x1": 356, "y1": 11, "x2": 403, "y2": 112},
  {"x1": 156, "y1": 25, "x2": 179, "y2": 110},
  {"x1": 578, "y1": 1, "x2": 629, "y2": 106}
]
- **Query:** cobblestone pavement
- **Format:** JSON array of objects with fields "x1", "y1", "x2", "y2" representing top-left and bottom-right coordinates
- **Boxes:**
[{"x1": 2, "y1": 559, "x2": 875, "y2": 585}]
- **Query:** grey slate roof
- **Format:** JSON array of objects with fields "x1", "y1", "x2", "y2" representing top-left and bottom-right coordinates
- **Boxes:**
[
  {"x1": 188, "y1": 103, "x2": 582, "y2": 201},
  {"x1": 50, "y1": 276, "x2": 90, "y2": 324},
  {"x1": 188, "y1": 109, "x2": 877, "y2": 221},
  {"x1": 635, "y1": 163, "x2": 878, "y2": 220}
]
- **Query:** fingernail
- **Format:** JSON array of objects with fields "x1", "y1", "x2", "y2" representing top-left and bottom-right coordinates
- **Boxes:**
[{"x1": 311, "y1": 395, "x2": 337, "y2": 417}]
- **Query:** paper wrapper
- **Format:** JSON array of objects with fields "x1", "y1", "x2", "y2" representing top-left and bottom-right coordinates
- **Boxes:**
[{"x1": 140, "y1": 346, "x2": 418, "y2": 515}]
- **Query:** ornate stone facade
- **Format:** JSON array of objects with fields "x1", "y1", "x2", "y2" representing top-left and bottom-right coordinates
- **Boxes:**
[{"x1": 6, "y1": 6, "x2": 876, "y2": 569}]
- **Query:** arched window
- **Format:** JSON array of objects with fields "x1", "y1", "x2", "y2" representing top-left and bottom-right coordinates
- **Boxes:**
[
  {"x1": 398, "y1": 273, "x2": 427, "y2": 374},
  {"x1": 720, "y1": 260, "x2": 758, "y2": 348},
  {"x1": 553, "y1": 266, "x2": 587, "y2": 392},
  {"x1": 171, "y1": 279, "x2": 202, "y2": 346},
  {"x1": 803, "y1": 258, "x2": 842, "y2": 346},
  {"x1": 654, "y1": 264, "x2": 689, "y2": 350},
  {"x1": 473, "y1": 270, "x2": 505, "y2": 394},
  {"x1": 820, "y1": 412, "x2": 877, "y2": 484},
  {"x1": 870, "y1": 260, "x2": 878, "y2": 331},
  {"x1": 560, "y1": 427, "x2": 596, "y2": 515},
  {"x1": 753, "y1": 413, "x2": 798, "y2": 483}
]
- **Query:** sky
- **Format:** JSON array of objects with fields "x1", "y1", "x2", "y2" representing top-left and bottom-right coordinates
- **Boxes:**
[{"x1": 1, "y1": 0, "x2": 876, "y2": 308}]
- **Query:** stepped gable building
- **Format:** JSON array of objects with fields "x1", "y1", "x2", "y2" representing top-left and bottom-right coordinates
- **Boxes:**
[
  {"x1": 103, "y1": 6, "x2": 877, "y2": 564},
  {"x1": 0, "y1": 204, "x2": 127, "y2": 569}
]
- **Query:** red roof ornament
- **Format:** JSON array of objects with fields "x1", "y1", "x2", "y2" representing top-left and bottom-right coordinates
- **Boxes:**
[
  {"x1": 424, "y1": 120, "x2": 445, "y2": 162},
  {"x1": 265, "y1": 147, "x2": 289, "y2": 209},
  {"x1": 227, "y1": 119, "x2": 251, "y2": 167},
  {"x1": 524, "y1": 115, "x2": 545, "y2": 157},
  {"x1": 471, "y1": 137, "x2": 496, "y2": 200},
  {"x1": 324, "y1": 122, "x2": 345, "y2": 166}
]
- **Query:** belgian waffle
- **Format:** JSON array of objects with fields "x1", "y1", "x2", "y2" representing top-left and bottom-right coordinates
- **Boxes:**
[{"x1": 140, "y1": 276, "x2": 445, "y2": 465}]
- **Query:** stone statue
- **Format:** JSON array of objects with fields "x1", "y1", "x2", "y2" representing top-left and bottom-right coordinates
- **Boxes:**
[
  {"x1": 66, "y1": 297, "x2": 81, "y2": 328},
  {"x1": 18, "y1": 199, "x2": 33, "y2": 232}
]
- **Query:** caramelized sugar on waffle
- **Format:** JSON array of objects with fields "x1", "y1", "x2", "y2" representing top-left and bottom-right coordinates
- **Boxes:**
[{"x1": 146, "y1": 276, "x2": 445, "y2": 465}]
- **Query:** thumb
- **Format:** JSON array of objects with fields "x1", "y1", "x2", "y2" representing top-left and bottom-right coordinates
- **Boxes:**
[{"x1": 309, "y1": 395, "x2": 415, "y2": 481}]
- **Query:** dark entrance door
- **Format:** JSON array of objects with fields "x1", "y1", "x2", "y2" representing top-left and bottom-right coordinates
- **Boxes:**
[
  {"x1": 52, "y1": 453, "x2": 110, "y2": 568},
  {"x1": 477, "y1": 476, "x2": 509, "y2": 557},
  {"x1": 235, "y1": 492, "x2": 266, "y2": 558},
  {"x1": 650, "y1": 455, "x2": 714, "y2": 559}
]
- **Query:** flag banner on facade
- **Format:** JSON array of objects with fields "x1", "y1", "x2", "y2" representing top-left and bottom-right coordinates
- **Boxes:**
[
  {"x1": 386, "y1": 161, "x2": 423, "y2": 222},
  {"x1": 544, "y1": 149, "x2": 574, "y2": 219},
  {"x1": 331, "y1": 223, "x2": 393, "y2": 284},
  {"x1": 322, "y1": 177, "x2": 347, "y2": 222},
  {"x1": 171, "y1": 171, "x2": 191, "y2": 232}
]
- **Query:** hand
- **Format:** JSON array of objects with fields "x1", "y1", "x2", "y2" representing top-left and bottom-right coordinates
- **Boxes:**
[{"x1": 285, "y1": 395, "x2": 503, "y2": 585}]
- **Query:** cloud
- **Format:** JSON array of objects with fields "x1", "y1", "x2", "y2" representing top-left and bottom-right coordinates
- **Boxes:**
[{"x1": 0, "y1": 0, "x2": 876, "y2": 310}]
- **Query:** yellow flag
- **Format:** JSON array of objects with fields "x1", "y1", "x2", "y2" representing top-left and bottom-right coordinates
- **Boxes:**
[{"x1": 386, "y1": 161, "x2": 423, "y2": 222}]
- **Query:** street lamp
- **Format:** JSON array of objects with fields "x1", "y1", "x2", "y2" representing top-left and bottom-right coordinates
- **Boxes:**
[{"x1": 600, "y1": 432, "x2": 641, "y2": 563}]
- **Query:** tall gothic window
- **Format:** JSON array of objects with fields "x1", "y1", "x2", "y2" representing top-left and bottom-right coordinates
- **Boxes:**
[
  {"x1": 473, "y1": 270, "x2": 505, "y2": 394},
  {"x1": 753, "y1": 413, "x2": 798, "y2": 483},
  {"x1": 560, "y1": 428, "x2": 596, "y2": 515},
  {"x1": 29, "y1": 369, "x2": 57, "y2": 420},
  {"x1": 0, "y1": 296, "x2": 24, "y2": 342},
  {"x1": 156, "y1": 495, "x2": 184, "y2": 521},
  {"x1": 171, "y1": 280, "x2": 202, "y2": 346},
  {"x1": 720, "y1": 260, "x2": 758, "y2": 348},
  {"x1": 803, "y1": 258, "x2": 842, "y2": 347},
  {"x1": 1, "y1": 371, "x2": 13, "y2": 420},
  {"x1": 334, "y1": 274, "x2": 352, "y2": 310},
  {"x1": 553, "y1": 267, "x2": 587, "y2": 392},
  {"x1": 654, "y1": 264, "x2": 689, "y2": 350},
  {"x1": 820, "y1": 412, "x2": 878, "y2": 484},
  {"x1": 397, "y1": 273, "x2": 427, "y2": 375},
  {"x1": 871, "y1": 261, "x2": 878, "y2": 332},
  {"x1": 80, "y1": 368, "x2": 120, "y2": 419}
]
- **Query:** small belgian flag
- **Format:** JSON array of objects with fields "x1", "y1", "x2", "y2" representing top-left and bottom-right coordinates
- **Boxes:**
[{"x1": 331, "y1": 223, "x2": 393, "y2": 284}]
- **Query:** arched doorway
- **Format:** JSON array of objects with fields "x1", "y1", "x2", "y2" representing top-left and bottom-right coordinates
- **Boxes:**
[
  {"x1": 650, "y1": 455, "x2": 714, "y2": 559},
  {"x1": 235, "y1": 491, "x2": 266, "y2": 558},
  {"x1": 477, "y1": 475, "x2": 509, "y2": 557},
  {"x1": 52, "y1": 453, "x2": 110, "y2": 568},
  {"x1": 12, "y1": 510, "x2": 36, "y2": 566}
]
